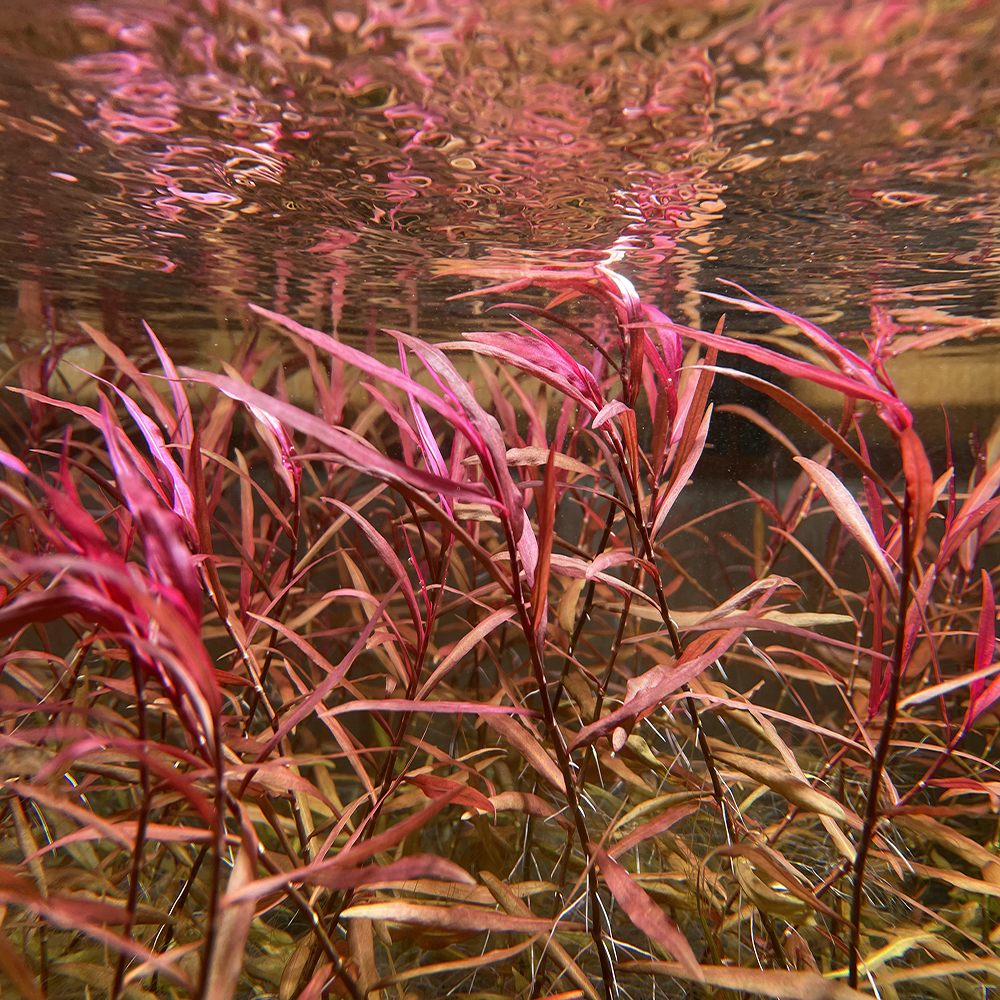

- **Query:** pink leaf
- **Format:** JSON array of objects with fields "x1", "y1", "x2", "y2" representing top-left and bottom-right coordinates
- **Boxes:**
[
  {"x1": 108, "y1": 382, "x2": 195, "y2": 529},
  {"x1": 223, "y1": 789, "x2": 471, "y2": 906},
  {"x1": 455, "y1": 325, "x2": 603, "y2": 412},
  {"x1": 320, "y1": 699, "x2": 538, "y2": 719},
  {"x1": 585, "y1": 550, "x2": 654, "y2": 580},
  {"x1": 177, "y1": 368, "x2": 496, "y2": 506},
  {"x1": 479, "y1": 712, "x2": 565, "y2": 794},
  {"x1": 651, "y1": 405, "x2": 712, "y2": 539},
  {"x1": 642, "y1": 314, "x2": 906, "y2": 416},
  {"x1": 609, "y1": 803, "x2": 700, "y2": 859},
  {"x1": 937, "y1": 457, "x2": 1000, "y2": 569},
  {"x1": 593, "y1": 846, "x2": 703, "y2": 981},
  {"x1": 204, "y1": 813, "x2": 258, "y2": 1000},
  {"x1": 297, "y1": 963, "x2": 333, "y2": 1000},
  {"x1": 76, "y1": 317, "x2": 178, "y2": 433},
  {"x1": 12, "y1": 389, "x2": 174, "y2": 510},
  {"x1": 404, "y1": 774, "x2": 496, "y2": 819},
  {"x1": 592, "y1": 399, "x2": 630, "y2": 430},
  {"x1": 247, "y1": 584, "x2": 399, "y2": 765},
  {"x1": 308, "y1": 854, "x2": 474, "y2": 892},
  {"x1": 325, "y1": 499, "x2": 424, "y2": 647},
  {"x1": 247, "y1": 304, "x2": 471, "y2": 435},
  {"x1": 390, "y1": 330, "x2": 536, "y2": 585},
  {"x1": 144, "y1": 320, "x2": 193, "y2": 449},
  {"x1": 417, "y1": 606, "x2": 516, "y2": 699},
  {"x1": 568, "y1": 627, "x2": 744, "y2": 751},
  {"x1": 642, "y1": 302, "x2": 683, "y2": 376},
  {"x1": 900, "y1": 427, "x2": 933, "y2": 560},
  {"x1": 246, "y1": 404, "x2": 301, "y2": 501},
  {"x1": 705, "y1": 282, "x2": 874, "y2": 381},
  {"x1": 794, "y1": 457, "x2": 898, "y2": 600},
  {"x1": 399, "y1": 346, "x2": 448, "y2": 479}
]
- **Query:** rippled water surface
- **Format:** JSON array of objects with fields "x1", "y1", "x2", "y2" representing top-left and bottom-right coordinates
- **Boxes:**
[{"x1": 2, "y1": 0, "x2": 1000, "y2": 368}]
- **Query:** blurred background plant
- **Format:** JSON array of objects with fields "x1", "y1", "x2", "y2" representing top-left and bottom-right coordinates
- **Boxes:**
[{"x1": 0, "y1": 263, "x2": 997, "y2": 1000}]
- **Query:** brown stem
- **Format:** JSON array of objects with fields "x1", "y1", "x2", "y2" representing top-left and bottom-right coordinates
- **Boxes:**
[
  {"x1": 849, "y1": 492, "x2": 912, "y2": 988},
  {"x1": 245, "y1": 500, "x2": 300, "y2": 733},
  {"x1": 255, "y1": 837, "x2": 365, "y2": 1000},
  {"x1": 504, "y1": 520, "x2": 616, "y2": 1000},
  {"x1": 550, "y1": 494, "x2": 618, "y2": 713},
  {"x1": 111, "y1": 657, "x2": 151, "y2": 1000},
  {"x1": 197, "y1": 722, "x2": 227, "y2": 1000},
  {"x1": 613, "y1": 433, "x2": 736, "y2": 845},
  {"x1": 310, "y1": 533, "x2": 454, "y2": 981},
  {"x1": 149, "y1": 844, "x2": 208, "y2": 989}
]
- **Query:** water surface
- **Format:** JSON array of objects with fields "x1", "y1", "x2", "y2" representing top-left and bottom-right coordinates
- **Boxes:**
[{"x1": 2, "y1": 0, "x2": 999, "y2": 437}]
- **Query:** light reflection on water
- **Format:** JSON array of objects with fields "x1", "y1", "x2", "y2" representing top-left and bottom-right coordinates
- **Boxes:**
[{"x1": 1, "y1": 0, "x2": 999, "y2": 381}]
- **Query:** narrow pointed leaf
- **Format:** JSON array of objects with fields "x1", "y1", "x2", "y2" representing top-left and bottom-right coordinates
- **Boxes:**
[
  {"x1": 204, "y1": 818, "x2": 258, "y2": 1000},
  {"x1": 340, "y1": 900, "x2": 579, "y2": 934},
  {"x1": 225, "y1": 789, "x2": 470, "y2": 906},
  {"x1": 480, "y1": 871, "x2": 600, "y2": 1000},
  {"x1": 453, "y1": 325, "x2": 602, "y2": 411},
  {"x1": 971, "y1": 569, "x2": 1000, "y2": 722},
  {"x1": 900, "y1": 426, "x2": 933, "y2": 559},
  {"x1": 404, "y1": 775, "x2": 495, "y2": 818},
  {"x1": 622, "y1": 962, "x2": 867, "y2": 998},
  {"x1": 247, "y1": 584, "x2": 398, "y2": 764},
  {"x1": 479, "y1": 712, "x2": 565, "y2": 793},
  {"x1": 592, "y1": 399, "x2": 630, "y2": 430},
  {"x1": 593, "y1": 846, "x2": 702, "y2": 980},
  {"x1": 417, "y1": 607, "x2": 515, "y2": 699},
  {"x1": 326, "y1": 498, "x2": 423, "y2": 646},
  {"x1": 144, "y1": 320, "x2": 193, "y2": 447},
  {"x1": 794, "y1": 457, "x2": 898, "y2": 599},
  {"x1": 76, "y1": 318, "x2": 177, "y2": 433},
  {"x1": 652, "y1": 405, "x2": 713, "y2": 539},
  {"x1": 937, "y1": 456, "x2": 1000, "y2": 568},
  {"x1": 532, "y1": 445, "x2": 556, "y2": 637},
  {"x1": 568, "y1": 627, "x2": 744, "y2": 750},
  {"x1": 178, "y1": 367, "x2": 495, "y2": 505}
]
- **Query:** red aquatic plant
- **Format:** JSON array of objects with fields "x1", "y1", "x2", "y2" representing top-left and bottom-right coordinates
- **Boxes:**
[{"x1": 0, "y1": 268, "x2": 997, "y2": 1000}]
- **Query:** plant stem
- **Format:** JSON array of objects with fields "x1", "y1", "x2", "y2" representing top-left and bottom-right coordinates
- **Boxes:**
[
  {"x1": 848, "y1": 492, "x2": 912, "y2": 989},
  {"x1": 111, "y1": 658, "x2": 151, "y2": 1000},
  {"x1": 505, "y1": 519, "x2": 616, "y2": 1000},
  {"x1": 197, "y1": 724, "x2": 227, "y2": 1000}
]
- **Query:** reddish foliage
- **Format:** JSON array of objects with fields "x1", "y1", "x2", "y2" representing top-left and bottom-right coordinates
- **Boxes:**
[{"x1": 0, "y1": 268, "x2": 996, "y2": 1000}]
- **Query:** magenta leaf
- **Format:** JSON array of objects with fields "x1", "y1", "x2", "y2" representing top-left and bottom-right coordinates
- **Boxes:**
[
  {"x1": 390, "y1": 330, "x2": 538, "y2": 586},
  {"x1": 107, "y1": 381, "x2": 196, "y2": 530},
  {"x1": 592, "y1": 399, "x2": 631, "y2": 431},
  {"x1": 641, "y1": 313, "x2": 907, "y2": 418},
  {"x1": 452, "y1": 325, "x2": 603, "y2": 413},
  {"x1": 937, "y1": 457, "x2": 1000, "y2": 569},
  {"x1": 144, "y1": 319, "x2": 194, "y2": 450},
  {"x1": 177, "y1": 367, "x2": 497, "y2": 506}
]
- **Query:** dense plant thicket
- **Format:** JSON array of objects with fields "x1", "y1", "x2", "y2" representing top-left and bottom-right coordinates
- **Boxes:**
[{"x1": 0, "y1": 264, "x2": 997, "y2": 1000}]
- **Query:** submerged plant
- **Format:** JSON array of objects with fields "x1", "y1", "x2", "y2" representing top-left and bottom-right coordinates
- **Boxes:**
[{"x1": 0, "y1": 265, "x2": 997, "y2": 1000}]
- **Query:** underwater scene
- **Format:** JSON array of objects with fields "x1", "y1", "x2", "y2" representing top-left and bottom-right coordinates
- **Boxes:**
[{"x1": 0, "y1": 2, "x2": 999, "y2": 999}]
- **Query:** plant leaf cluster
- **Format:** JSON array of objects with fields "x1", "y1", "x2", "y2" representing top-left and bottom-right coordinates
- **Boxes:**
[{"x1": 0, "y1": 266, "x2": 998, "y2": 1000}]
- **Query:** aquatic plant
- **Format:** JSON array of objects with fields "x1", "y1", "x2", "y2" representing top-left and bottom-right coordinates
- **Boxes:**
[{"x1": 0, "y1": 267, "x2": 997, "y2": 1000}]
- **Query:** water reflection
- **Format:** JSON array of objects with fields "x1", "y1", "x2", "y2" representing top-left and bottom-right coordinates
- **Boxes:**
[{"x1": 1, "y1": 0, "x2": 999, "y2": 352}]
